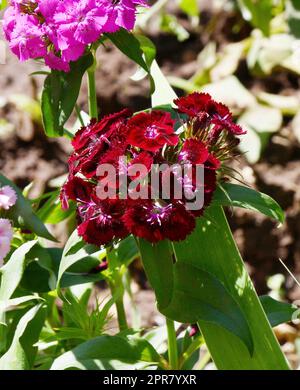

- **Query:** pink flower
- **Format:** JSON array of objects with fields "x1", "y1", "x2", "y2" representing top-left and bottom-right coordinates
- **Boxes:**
[
  {"x1": 0, "y1": 219, "x2": 13, "y2": 261},
  {"x1": 54, "y1": 0, "x2": 108, "y2": 45},
  {"x1": 38, "y1": 0, "x2": 60, "y2": 23},
  {"x1": 0, "y1": 219, "x2": 13, "y2": 240},
  {"x1": 3, "y1": 0, "x2": 148, "y2": 71},
  {"x1": 0, "y1": 236, "x2": 12, "y2": 261},
  {"x1": 8, "y1": 14, "x2": 47, "y2": 61},
  {"x1": 2, "y1": 6, "x2": 18, "y2": 41},
  {"x1": 98, "y1": 0, "x2": 148, "y2": 32},
  {"x1": 0, "y1": 186, "x2": 17, "y2": 210},
  {"x1": 44, "y1": 52, "x2": 71, "y2": 72}
]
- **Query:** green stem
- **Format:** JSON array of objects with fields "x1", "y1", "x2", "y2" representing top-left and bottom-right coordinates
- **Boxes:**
[
  {"x1": 166, "y1": 317, "x2": 178, "y2": 369},
  {"x1": 115, "y1": 294, "x2": 128, "y2": 332},
  {"x1": 179, "y1": 335, "x2": 203, "y2": 369},
  {"x1": 109, "y1": 278, "x2": 128, "y2": 332},
  {"x1": 196, "y1": 351, "x2": 211, "y2": 370},
  {"x1": 87, "y1": 55, "x2": 98, "y2": 119},
  {"x1": 75, "y1": 104, "x2": 85, "y2": 127}
]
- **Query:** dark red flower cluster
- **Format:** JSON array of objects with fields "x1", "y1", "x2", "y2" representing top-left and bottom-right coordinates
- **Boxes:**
[{"x1": 61, "y1": 93, "x2": 245, "y2": 245}]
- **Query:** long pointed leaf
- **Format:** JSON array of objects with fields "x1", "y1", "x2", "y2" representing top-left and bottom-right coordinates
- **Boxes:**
[
  {"x1": 0, "y1": 304, "x2": 46, "y2": 370},
  {"x1": 260, "y1": 295, "x2": 300, "y2": 327},
  {"x1": 138, "y1": 239, "x2": 173, "y2": 309},
  {"x1": 214, "y1": 183, "x2": 284, "y2": 223},
  {"x1": 173, "y1": 206, "x2": 289, "y2": 369},
  {"x1": 50, "y1": 335, "x2": 161, "y2": 370}
]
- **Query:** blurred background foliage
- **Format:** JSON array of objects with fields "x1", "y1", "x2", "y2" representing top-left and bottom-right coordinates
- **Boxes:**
[{"x1": 1, "y1": 0, "x2": 300, "y2": 368}]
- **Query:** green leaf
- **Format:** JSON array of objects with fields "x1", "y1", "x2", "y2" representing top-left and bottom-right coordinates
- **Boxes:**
[
  {"x1": 0, "y1": 174, "x2": 56, "y2": 241},
  {"x1": 54, "y1": 327, "x2": 91, "y2": 341},
  {"x1": 3, "y1": 296, "x2": 42, "y2": 311},
  {"x1": 139, "y1": 242, "x2": 254, "y2": 355},
  {"x1": 0, "y1": 0, "x2": 7, "y2": 10},
  {"x1": 0, "y1": 304, "x2": 46, "y2": 370},
  {"x1": 151, "y1": 60, "x2": 177, "y2": 107},
  {"x1": 135, "y1": 35, "x2": 156, "y2": 70},
  {"x1": 164, "y1": 262, "x2": 254, "y2": 355},
  {"x1": 238, "y1": 104, "x2": 282, "y2": 134},
  {"x1": 0, "y1": 241, "x2": 37, "y2": 352},
  {"x1": 106, "y1": 30, "x2": 155, "y2": 91},
  {"x1": 213, "y1": 183, "x2": 285, "y2": 223},
  {"x1": 287, "y1": 0, "x2": 300, "y2": 39},
  {"x1": 20, "y1": 241, "x2": 105, "y2": 293},
  {"x1": 41, "y1": 53, "x2": 93, "y2": 137},
  {"x1": 37, "y1": 190, "x2": 75, "y2": 224},
  {"x1": 257, "y1": 92, "x2": 300, "y2": 116},
  {"x1": 201, "y1": 76, "x2": 256, "y2": 113},
  {"x1": 0, "y1": 240, "x2": 37, "y2": 302},
  {"x1": 237, "y1": 0, "x2": 273, "y2": 36},
  {"x1": 50, "y1": 335, "x2": 161, "y2": 370},
  {"x1": 57, "y1": 230, "x2": 106, "y2": 291},
  {"x1": 259, "y1": 295, "x2": 300, "y2": 327},
  {"x1": 173, "y1": 206, "x2": 289, "y2": 369},
  {"x1": 20, "y1": 244, "x2": 57, "y2": 292},
  {"x1": 179, "y1": 0, "x2": 199, "y2": 17},
  {"x1": 138, "y1": 239, "x2": 174, "y2": 309},
  {"x1": 160, "y1": 13, "x2": 189, "y2": 42},
  {"x1": 110, "y1": 236, "x2": 139, "y2": 268}
]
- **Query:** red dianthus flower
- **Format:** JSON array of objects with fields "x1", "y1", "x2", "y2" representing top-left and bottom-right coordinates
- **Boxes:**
[
  {"x1": 123, "y1": 200, "x2": 196, "y2": 243},
  {"x1": 62, "y1": 93, "x2": 245, "y2": 246},
  {"x1": 126, "y1": 111, "x2": 179, "y2": 152}
]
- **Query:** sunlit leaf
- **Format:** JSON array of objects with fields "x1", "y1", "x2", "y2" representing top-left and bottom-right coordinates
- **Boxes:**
[
  {"x1": 0, "y1": 304, "x2": 46, "y2": 370},
  {"x1": 138, "y1": 239, "x2": 174, "y2": 309},
  {"x1": 56, "y1": 230, "x2": 106, "y2": 290},
  {"x1": 257, "y1": 92, "x2": 300, "y2": 116},
  {"x1": 0, "y1": 240, "x2": 37, "y2": 302},
  {"x1": 214, "y1": 183, "x2": 285, "y2": 223},
  {"x1": 179, "y1": 0, "x2": 199, "y2": 17},
  {"x1": 50, "y1": 335, "x2": 161, "y2": 370},
  {"x1": 160, "y1": 13, "x2": 189, "y2": 42},
  {"x1": 201, "y1": 76, "x2": 256, "y2": 113},
  {"x1": 0, "y1": 174, "x2": 56, "y2": 241},
  {"x1": 151, "y1": 60, "x2": 177, "y2": 107}
]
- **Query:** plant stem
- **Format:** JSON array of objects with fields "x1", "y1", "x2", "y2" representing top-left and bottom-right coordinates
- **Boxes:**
[
  {"x1": 75, "y1": 104, "x2": 85, "y2": 127},
  {"x1": 115, "y1": 293, "x2": 128, "y2": 332},
  {"x1": 196, "y1": 350, "x2": 211, "y2": 370},
  {"x1": 166, "y1": 317, "x2": 178, "y2": 369},
  {"x1": 179, "y1": 336, "x2": 203, "y2": 369},
  {"x1": 108, "y1": 277, "x2": 128, "y2": 332},
  {"x1": 87, "y1": 54, "x2": 98, "y2": 119}
]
